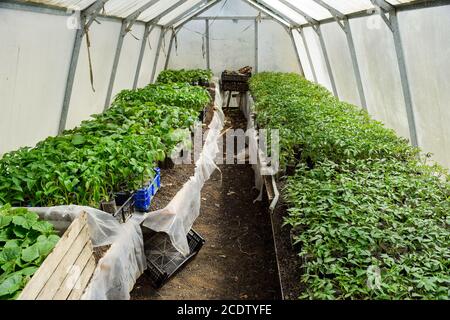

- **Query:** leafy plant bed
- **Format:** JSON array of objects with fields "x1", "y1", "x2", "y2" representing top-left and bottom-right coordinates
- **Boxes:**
[
  {"x1": 0, "y1": 205, "x2": 61, "y2": 299},
  {"x1": 157, "y1": 69, "x2": 213, "y2": 87},
  {"x1": 0, "y1": 82, "x2": 210, "y2": 209},
  {"x1": 250, "y1": 72, "x2": 450, "y2": 300}
]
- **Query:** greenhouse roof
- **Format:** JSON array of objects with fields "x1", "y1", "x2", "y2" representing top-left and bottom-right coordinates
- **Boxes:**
[{"x1": 11, "y1": 0, "x2": 429, "y2": 27}]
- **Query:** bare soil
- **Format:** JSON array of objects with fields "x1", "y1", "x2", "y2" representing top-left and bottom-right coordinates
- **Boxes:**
[{"x1": 131, "y1": 107, "x2": 281, "y2": 300}]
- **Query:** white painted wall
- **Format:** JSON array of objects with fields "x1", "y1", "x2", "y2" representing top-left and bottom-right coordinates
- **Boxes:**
[
  {"x1": 65, "y1": 18, "x2": 121, "y2": 130},
  {"x1": 399, "y1": 6, "x2": 450, "y2": 168},
  {"x1": 0, "y1": 8, "x2": 75, "y2": 155}
]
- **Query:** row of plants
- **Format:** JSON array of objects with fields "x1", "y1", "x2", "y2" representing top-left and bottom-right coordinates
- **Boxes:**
[
  {"x1": 0, "y1": 205, "x2": 60, "y2": 299},
  {"x1": 0, "y1": 82, "x2": 211, "y2": 207},
  {"x1": 249, "y1": 72, "x2": 450, "y2": 299},
  {"x1": 157, "y1": 69, "x2": 213, "y2": 86}
]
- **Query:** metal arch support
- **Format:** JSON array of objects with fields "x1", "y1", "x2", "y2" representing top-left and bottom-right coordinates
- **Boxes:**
[
  {"x1": 371, "y1": 0, "x2": 419, "y2": 147},
  {"x1": 254, "y1": 19, "x2": 259, "y2": 74},
  {"x1": 164, "y1": 30, "x2": 176, "y2": 70},
  {"x1": 312, "y1": 24, "x2": 338, "y2": 97},
  {"x1": 165, "y1": 0, "x2": 208, "y2": 28},
  {"x1": 104, "y1": 0, "x2": 161, "y2": 110},
  {"x1": 298, "y1": 27, "x2": 317, "y2": 83},
  {"x1": 252, "y1": 0, "x2": 300, "y2": 27},
  {"x1": 58, "y1": 0, "x2": 110, "y2": 134},
  {"x1": 133, "y1": 24, "x2": 155, "y2": 89},
  {"x1": 244, "y1": 0, "x2": 291, "y2": 29},
  {"x1": 150, "y1": 28, "x2": 166, "y2": 83},
  {"x1": 278, "y1": 0, "x2": 318, "y2": 25},
  {"x1": 206, "y1": 19, "x2": 211, "y2": 70},
  {"x1": 311, "y1": 0, "x2": 345, "y2": 19},
  {"x1": 289, "y1": 29, "x2": 304, "y2": 77},
  {"x1": 133, "y1": 0, "x2": 189, "y2": 89},
  {"x1": 310, "y1": 0, "x2": 366, "y2": 109},
  {"x1": 173, "y1": 0, "x2": 222, "y2": 30},
  {"x1": 342, "y1": 18, "x2": 367, "y2": 110}
]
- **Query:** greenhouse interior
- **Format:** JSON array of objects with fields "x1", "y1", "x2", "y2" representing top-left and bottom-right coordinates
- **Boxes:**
[{"x1": 0, "y1": 0, "x2": 449, "y2": 303}]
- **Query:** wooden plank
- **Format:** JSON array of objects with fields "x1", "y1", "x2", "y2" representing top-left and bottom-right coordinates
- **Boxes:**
[
  {"x1": 52, "y1": 242, "x2": 93, "y2": 300},
  {"x1": 36, "y1": 225, "x2": 90, "y2": 299},
  {"x1": 67, "y1": 255, "x2": 96, "y2": 300},
  {"x1": 19, "y1": 212, "x2": 88, "y2": 300}
]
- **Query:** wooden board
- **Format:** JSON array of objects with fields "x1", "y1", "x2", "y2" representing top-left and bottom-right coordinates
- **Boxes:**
[{"x1": 19, "y1": 212, "x2": 97, "y2": 300}]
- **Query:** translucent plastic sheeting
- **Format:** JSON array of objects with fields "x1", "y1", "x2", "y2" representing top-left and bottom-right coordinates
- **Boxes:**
[
  {"x1": 301, "y1": 26, "x2": 333, "y2": 92},
  {"x1": 138, "y1": 0, "x2": 180, "y2": 22},
  {"x1": 292, "y1": 29, "x2": 316, "y2": 81},
  {"x1": 349, "y1": 15, "x2": 410, "y2": 140},
  {"x1": 159, "y1": 0, "x2": 203, "y2": 26},
  {"x1": 29, "y1": 0, "x2": 96, "y2": 11},
  {"x1": 110, "y1": 24, "x2": 145, "y2": 97},
  {"x1": 398, "y1": 6, "x2": 450, "y2": 168},
  {"x1": 0, "y1": 8, "x2": 75, "y2": 155},
  {"x1": 210, "y1": 19, "x2": 255, "y2": 76},
  {"x1": 258, "y1": 0, "x2": 308, "y2": 24},
  {"x1": 136, "y1": 26, "x2": 162, "y2": 88},
  {"x1": 283, "y1": 0, "x2": 332, "y2": 21},
  {"x1": 140, "y1": 81, "x2": 225, "y2": 256},
  {"x1": 258, "y1": 20, "x2": 300, "y2": 73},
  {"x1": 28, "y1": 205, "x2": 146, "y2": 300},
  {"x1": 200, "y1": 0, "x2": 258, "y2": 16},
  {"x1": 319, "y1": 0, "x2": 374, "y2": 15},
  {"x1": 168, "y1": 20, "x2": 208, "y2": 70},
  {"x1": 319, "y1": 21, "x2": 360, "y2": 107},
  {"x1": 65, "y1": 17, "x2": 121, "y2": 130},
  {"x1": 104, "y1": 0, "x2": 156, "y2": 18}
]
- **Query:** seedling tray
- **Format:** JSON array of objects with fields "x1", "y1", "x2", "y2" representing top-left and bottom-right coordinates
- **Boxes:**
[
  {"x1": 221, "y1": 72, "x2": 251, "y2": 83},
  {"x1": 134, "y1": 168, "x2": 161, "y2": 212},
  {"x1": 143, "y1": 229, "x2": 205, "y2": 288}
]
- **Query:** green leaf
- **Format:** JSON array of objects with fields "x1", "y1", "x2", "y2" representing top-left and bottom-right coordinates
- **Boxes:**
[
  {"x1": 21, "y1": 244, "x2": 40, "y2": 263},
  {"x1": 0, "y1": 273, "x2": 23, "y2": 298},
  {"x1": 0, "y1": 216, "x2": 12, "y2": 229},
  {"x1": 71, "y1": 134, "x2": 86, "y2": 146}
]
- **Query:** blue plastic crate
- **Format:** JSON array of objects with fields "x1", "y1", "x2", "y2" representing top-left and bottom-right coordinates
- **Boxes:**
[{"x1": 134, "y1": 168, "x2": 161, "y2": 212}]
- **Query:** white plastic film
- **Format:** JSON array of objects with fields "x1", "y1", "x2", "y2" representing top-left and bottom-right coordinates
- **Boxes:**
[
  {"x1": 28, "y1": 205, "x2": 146, "y2": 300},
  {"x1": 140, "y1": 81, "x2": 224, "y2": 256}
]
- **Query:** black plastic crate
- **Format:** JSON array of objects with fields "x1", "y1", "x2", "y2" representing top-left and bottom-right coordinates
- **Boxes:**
[
  {"x1": 143, "y1": 229, "x2": 205, "y2": 288},
  {"x1": 114, "y1": 192, "x2": 135, "y2": 223},
  {"x1": 221, "y1": 81, "x2": 249, "y2": 92},
  {"x1": 221, "y1": 72, "x2": 251, "y2": 83}
]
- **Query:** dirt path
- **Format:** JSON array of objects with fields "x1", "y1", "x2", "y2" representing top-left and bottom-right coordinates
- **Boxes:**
[{"x1": 131, "y1": 108, "x2": 281, "y2": 300}]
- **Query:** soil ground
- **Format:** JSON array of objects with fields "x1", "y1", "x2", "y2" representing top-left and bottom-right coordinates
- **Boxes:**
[{"x1": 131, "y1": 107, "x2": 281, "y2": 300}]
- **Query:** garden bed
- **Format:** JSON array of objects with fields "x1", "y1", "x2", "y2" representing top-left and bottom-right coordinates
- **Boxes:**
[
  {"x1": 249, "y1": 72, "x2": 450, "y2": 300},
  {"x1": 131, "y1": 107, "x2": 281, "y2": 300}
]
